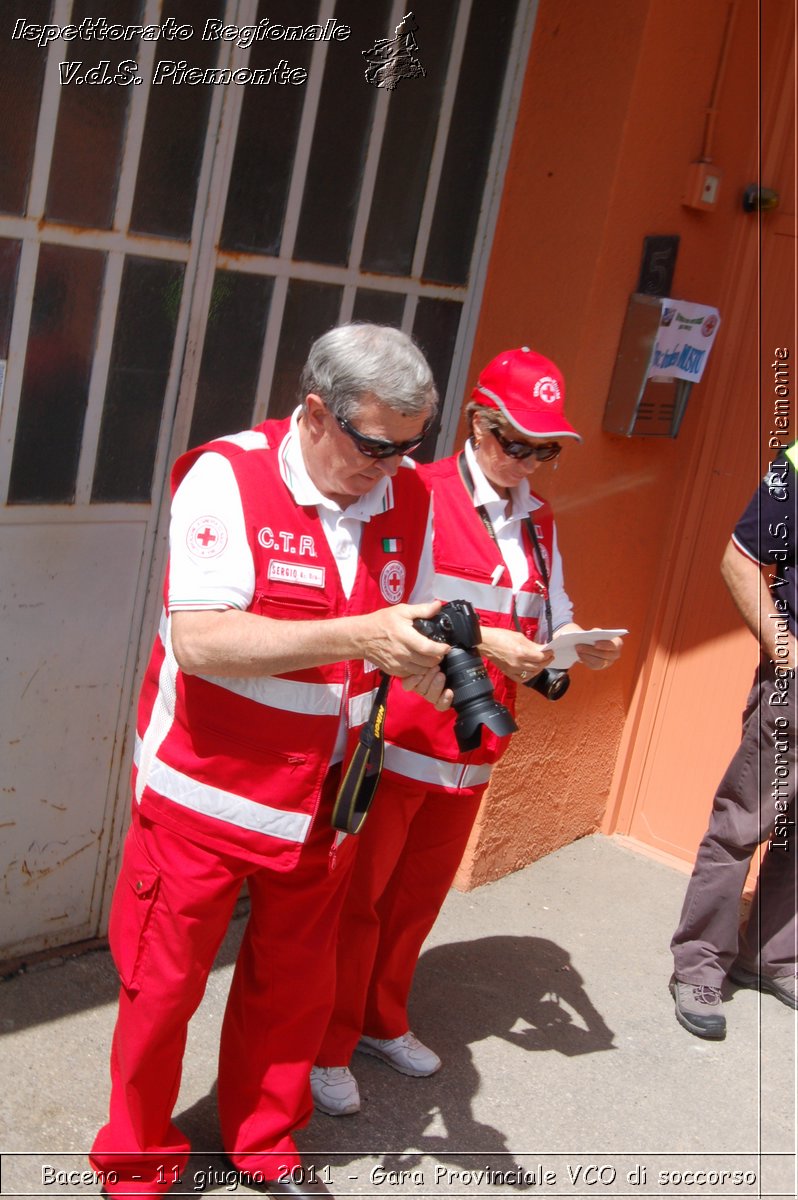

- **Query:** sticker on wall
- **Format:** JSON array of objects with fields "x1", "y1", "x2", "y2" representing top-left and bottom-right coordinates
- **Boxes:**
[{"x1": 648, "y1": 300, "x2": 721, "y2": 384}]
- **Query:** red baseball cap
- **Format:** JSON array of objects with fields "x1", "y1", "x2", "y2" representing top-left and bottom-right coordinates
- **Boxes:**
[{"x1": 471, "y1": 347, "x2": 581, "y2": 441}]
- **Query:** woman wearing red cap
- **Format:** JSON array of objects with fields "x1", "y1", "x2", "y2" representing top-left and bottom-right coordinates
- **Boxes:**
[{"x1": 312, "y1": 348, "x2": 623, "y2": 1116}]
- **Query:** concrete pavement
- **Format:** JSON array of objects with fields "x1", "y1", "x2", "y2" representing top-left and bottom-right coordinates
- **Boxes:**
[{"x1": 1, "y1": 834, "x2": 795, "y2": 1199}]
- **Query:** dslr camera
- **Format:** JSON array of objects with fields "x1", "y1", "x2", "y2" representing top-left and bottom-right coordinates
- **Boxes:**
[{"x1": 413, "y1": 599, "x2": 518, "y2": 752}]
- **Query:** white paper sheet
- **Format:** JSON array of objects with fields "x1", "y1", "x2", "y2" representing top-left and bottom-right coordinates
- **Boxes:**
[{"x1": 542, "y1": 628, "x2": 629, "y2": 669}]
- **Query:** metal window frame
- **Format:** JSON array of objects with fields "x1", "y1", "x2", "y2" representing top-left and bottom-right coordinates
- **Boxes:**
[
  {"x1": 0, "y1": 0, "x2": 538, "y2": 506},
  {"x1": 0, "y1": 0, "x2": 540, "y2": 945},
  {"x1": 0, "y1": 0, "x2": 228, "y2": 513}
]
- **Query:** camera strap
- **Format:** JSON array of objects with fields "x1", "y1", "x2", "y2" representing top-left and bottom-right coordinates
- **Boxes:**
[
  {"x1": 457, "y1": 451, "x2": 554, "y2": 642},
  {"x1": 331, "y1": 671, "x2": 390, "y2": 833}
]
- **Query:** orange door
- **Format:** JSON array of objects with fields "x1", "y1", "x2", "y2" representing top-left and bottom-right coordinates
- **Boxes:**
[{"x1": 608, "y1": 2, "x2": 796, "y2": 867}]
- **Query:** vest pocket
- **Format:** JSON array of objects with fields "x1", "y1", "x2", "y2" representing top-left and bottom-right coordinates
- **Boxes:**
[
  {"x1": 433, "y1": 560, "x2": 501, "y2": 590},
  {"x1": 108, "y1": 826, "x2": 160, "y2": 992},
  {"x1": 252, "y1": 587, "x2": 331, "y2": 618},
  {"x1": 189, "y1": 717, "x2": 310, "y2": 761}
]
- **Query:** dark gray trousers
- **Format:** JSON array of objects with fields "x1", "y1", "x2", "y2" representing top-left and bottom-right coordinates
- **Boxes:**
[{"x1": 671, "y1": 660, "x2": 797, "y2": 986}]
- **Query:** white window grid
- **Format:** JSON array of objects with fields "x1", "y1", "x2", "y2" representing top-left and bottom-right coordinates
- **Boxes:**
[{"x1": 0, "y1": 0, "x2": 538, "y2": 517}]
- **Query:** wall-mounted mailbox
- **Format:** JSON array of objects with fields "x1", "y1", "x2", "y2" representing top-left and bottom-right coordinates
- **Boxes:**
[{"x1": 603, "y1": 293, "x2": 721, "y2": 438}]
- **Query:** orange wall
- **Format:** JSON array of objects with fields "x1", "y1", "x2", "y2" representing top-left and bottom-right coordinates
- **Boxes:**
[{"x1": 455, "y1": 0, "x2": 761, "y2": 887}]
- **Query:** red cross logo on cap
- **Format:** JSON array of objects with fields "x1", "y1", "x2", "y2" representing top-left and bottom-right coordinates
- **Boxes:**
[{"x1": 536, "y1": 378, "x2": 560, "y2": 404}]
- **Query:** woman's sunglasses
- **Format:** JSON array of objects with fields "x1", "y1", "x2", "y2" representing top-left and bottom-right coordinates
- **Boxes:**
[{"x1": 488, "y1": 426, "x2": 562, "y2": 462}]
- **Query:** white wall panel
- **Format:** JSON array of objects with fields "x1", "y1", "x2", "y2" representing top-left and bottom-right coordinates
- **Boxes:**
[{"x1": 0, "y1": 520, "x2": 146, "y2": 958}]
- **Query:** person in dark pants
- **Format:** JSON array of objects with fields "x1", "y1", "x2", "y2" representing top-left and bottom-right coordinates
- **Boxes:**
[{"x1": 670, "y1": 444, "x2": 797, "y2": 1038}]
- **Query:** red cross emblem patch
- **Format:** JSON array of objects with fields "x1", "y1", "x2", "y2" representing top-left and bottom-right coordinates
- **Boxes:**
[
  {"x1": 380, "y1": 559, "x2": 406, "y2": 604},
  {"x1": 187, "y1": 516, "x2": 228, "y2": 559}
]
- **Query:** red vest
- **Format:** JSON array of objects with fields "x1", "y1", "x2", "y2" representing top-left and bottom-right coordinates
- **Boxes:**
[
  {"x1": 134, "y1": 419, "x2": 431, "y2": 869},
  {"x1": 382, "y1": 452, "x2": 554, "y2": 793}
]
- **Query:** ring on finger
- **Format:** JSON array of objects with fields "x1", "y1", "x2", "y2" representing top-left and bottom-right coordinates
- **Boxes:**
[{"x1": 520, "y1": 670, "x2": 528, "y2": 681}]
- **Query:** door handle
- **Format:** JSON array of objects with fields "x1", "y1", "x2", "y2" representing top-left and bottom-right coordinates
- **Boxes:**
[{"x1": 742, "y1": 184, "x2": 780, "y2": 212}]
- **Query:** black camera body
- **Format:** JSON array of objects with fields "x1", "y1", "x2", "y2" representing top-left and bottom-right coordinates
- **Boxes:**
[
  {"x1": 413, "y1": 599, "x2": 518, "y2": 752},
  {"x1": 413, "y1": 597, "x2": 482, "y2": 650}
]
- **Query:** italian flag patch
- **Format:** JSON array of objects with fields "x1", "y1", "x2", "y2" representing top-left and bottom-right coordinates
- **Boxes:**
[{"x1": 382, "y1": 538, "x2": 403, "y2": 552}]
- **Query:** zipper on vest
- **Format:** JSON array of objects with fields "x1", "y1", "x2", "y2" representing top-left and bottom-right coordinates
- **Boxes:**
[
  {"x1": 329, "y1": 828, "x2": 348, "y2": 871},
  {"x1": 455, "y1": 763, "x2": 468, "y2": 789},
  {"x1": 342, "y1": 659, "x2": 351, "y2": 724}
]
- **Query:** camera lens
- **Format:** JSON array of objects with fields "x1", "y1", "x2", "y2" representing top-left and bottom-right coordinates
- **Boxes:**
[
  {"x1": 444, "y1": 647, "x2": 518, "y2": 752},
  {"x1": 413, "y1": 600, "x2": 518, "y2": 752},
  {"x1": 526, "y1": 667, "x2": 570, "y2": 701}
]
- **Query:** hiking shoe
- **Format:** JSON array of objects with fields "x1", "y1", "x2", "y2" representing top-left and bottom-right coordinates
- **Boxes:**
[
  {"x1": 729, "y1": 965, "x2": 798, "y2": 1010},
  {"x1": 309, "y1": 1065, "x2": 360, "y2": 1116},
  {"x1": 356, "y1": 1031, "x2": 441, "y2": 1076},
  {"x1": 669, "y1": 977, "x2": 726, "y2": 1039}
]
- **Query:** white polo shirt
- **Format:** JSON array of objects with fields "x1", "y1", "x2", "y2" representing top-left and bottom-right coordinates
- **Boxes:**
[{"x1": 169, "y1": 409, "x2": 435, "y2": 610}]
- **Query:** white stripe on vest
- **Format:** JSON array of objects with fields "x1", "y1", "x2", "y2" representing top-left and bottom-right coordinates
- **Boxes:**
[
  {"x1": 200, "y1": 672, "x2": 345, "y2": 716},
  {"x1": 134, "y1": 736, "x2": 312, "y2": 843},
  {"x1": 199, "y1": 673, "x2": 379, "y2": 721},
  {"x1": 135, "y1": 611, "x2": 179, "y2": 804},
  {"x1": 383, "y1": 742, "x2": 493, "y2": 789},
  {"x1": 432, "y1": 572, "x2": 543, "y2": 619}
]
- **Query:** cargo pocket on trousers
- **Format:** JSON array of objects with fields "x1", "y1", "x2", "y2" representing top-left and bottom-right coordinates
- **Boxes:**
[{"x1": 108, "y1": 827, "x2": 161, "y2": 992}]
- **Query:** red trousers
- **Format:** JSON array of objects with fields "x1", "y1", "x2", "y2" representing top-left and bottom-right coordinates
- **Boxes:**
[
  {"x1": 317, "y1": 775, "x2": 484, "y2": 1066},
  {"x1": 91, "y1": 776, "x2": 356, "y2": 1198}
]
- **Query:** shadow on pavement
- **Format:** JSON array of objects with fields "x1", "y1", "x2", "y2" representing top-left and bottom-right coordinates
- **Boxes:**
[{"x1": 173, "y1": 934, "x2": 615, "y2": 1191}]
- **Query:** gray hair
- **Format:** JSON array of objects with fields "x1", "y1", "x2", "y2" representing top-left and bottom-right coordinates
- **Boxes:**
[
  {"x1": 464, "y1": 399, "x2": 498, "y2": 435},
  {"x1": 299, "y1": 324, "x2": 439, "y2": 421}
]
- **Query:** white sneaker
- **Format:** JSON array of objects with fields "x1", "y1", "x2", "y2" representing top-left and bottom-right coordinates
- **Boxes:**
[
  {"x1": 309, "y1": 1065, "x2": 361, "y2": 1116},
  {"x1": 356, "y1": 1031, "x2": 441, "y2": 1077}
]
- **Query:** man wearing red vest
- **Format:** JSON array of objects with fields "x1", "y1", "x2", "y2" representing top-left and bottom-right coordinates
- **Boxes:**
[{"x1": 90, "y1": 325, "x2": 451, "y2": 1198}]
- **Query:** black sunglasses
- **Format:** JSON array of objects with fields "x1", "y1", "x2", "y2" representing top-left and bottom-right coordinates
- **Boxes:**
[
  {"x1": 488, "y1": 426, "x2": 562, "y2": 462},
  {"x1": 335, "y1": 413, "x2": 433, "y2": 460}
]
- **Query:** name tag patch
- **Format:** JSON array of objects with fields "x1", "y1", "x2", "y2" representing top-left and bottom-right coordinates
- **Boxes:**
[{"x1": 268, "y1": 560, "x2": 326, "y2": 588}]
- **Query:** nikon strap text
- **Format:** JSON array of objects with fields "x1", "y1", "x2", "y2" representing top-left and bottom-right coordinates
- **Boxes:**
[{"x1": 331, "y1": 672, "x2": 390, "y2": 833}]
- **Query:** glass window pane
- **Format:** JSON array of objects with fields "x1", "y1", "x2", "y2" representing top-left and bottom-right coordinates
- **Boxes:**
[
  {"x1": 411, "y1": 297, "x2": 462, "y2": 462},
  {"x1": 360, "y1": 2, "x2": 459, "y2": 277},
  {"x1": 268, "y1": 280, "x2": 342, "y2": 420},
  {"x1": 188, "y1": 270, "x2": 274, "y2": 448},
  {"x1": 0, "y1": 239, "x2": 22, "y2": 356},
  {"x1": 351, "y1": 288, "x2": 405, "y2": 327},
  {"x1": 130, "y1": 0, "x2": 224, "y2": 240},
  {"x1": 45, "y1": 0, "x2": 143, "y2": 229},
  {"x1": 293, "y1": 0, "x2": 391, "y2": 265},
  {"x1": 219, "y1": 0, "x2": 319, "y2": 255},
  {"x1": 8, "y1": 245, "x2": 105, "y2": 504},
  {"x1": 423, "y1": 0, "x2": 520, "y2": 285},
  {"x1": 91, "y1": 257, "x2": 185, "y2": 503},
  {"x1": 0, "y1": 1, "x2": 53, "y2": 215}
]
